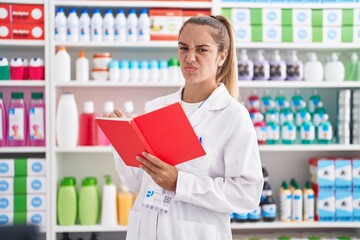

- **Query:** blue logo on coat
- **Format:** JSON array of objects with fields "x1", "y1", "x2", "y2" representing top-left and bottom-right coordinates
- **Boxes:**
[{"x1": 146, "y1": 190, "x2": 154, "y2": 198}]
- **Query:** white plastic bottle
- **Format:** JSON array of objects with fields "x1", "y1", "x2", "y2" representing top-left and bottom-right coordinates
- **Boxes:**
[
  {"x1": 76, "y1": 50, "x2": 89, "y2": 81},
  {"x1": 129, "y1": 60, "x2": 139, "y2": 82},
  {"x1": 291, "y1": 182, "x2": 303, "y2": 222},
  {"x1": 269, "y1": 50, "x2": 286, "y2": 81},
  {"x1": 127, "y1": 9, "x2": 138, "y2": 42},
  {"x1": 303, "y1": 181, "x2": 315, "y2": 222},
  {"x1": 149, "y1": 60, "x2": 159, "y2": 82},
  {"x1": 120, "y1": 60, "x2": 130, "y2": 82},
  {"x1": 54, "y1": 47, "x2": 71, "y2": 82},
  {"x1": 279, "y1": 181, "x2": 292, "y2": 222},
  {"x1": 55, "y1": 8, "x2": 67, "y2": 42},
  {"x1": 114, "y1": 8, "x2": 127, "y2": 42},
  {"x1": 91, "y1": 8, "x2": 103, "y2": 42},
  {"x1": 304, "y1": 52, "x2": 323, "y2": 82},
  {"x1": 108, "y1": 60, "x2": 119, "y2": 82},
  {"x1": 138, "y1": 9, "x2": 150, "y2": 41},
  {"x1": 325, "y1": 53, "x2": 345, "y2": 82},
  {"x1": 67, "y1": 8, "x2": 79, "y2": 42},
  {"x1": 103, "y1": 9, "x2": 115, "y2": 42},
  {"x1": 139, "y1": 60, "x2": 149, "y2": 82},
  {"x1": 56, "y1": 93, "x2": 79, "y2": 147},
  {"x1": 159, "y1": 60, "x2": 168, "y2": 82},
  {"x1": 79, "y1": 8, "x2": 91, "y2": 42},
  {"x1": 253, "y1": 50, "x2": 270, "y2": 81},
  {"x1": 168, "y1": 58, "x2": 181, "y2": 82},
  {"x1": 101, "y1": 175, "x2": 117, "y2": 226}
]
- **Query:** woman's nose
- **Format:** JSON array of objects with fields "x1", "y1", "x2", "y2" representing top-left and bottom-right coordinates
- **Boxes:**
[{"x1": 185, "y1": 50, "x2": 196, "y2": 63}]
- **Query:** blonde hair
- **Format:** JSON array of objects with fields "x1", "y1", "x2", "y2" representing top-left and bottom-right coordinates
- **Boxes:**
[{"x1": 179, "y1": 15, "x2": 239, "y2": 100}]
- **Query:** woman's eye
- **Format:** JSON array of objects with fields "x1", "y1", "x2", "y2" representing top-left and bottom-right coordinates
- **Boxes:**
[
  {"x1": 179, "y1": 47, "x2": 188, "y2": 51},
  {"x1": 198, "y1": 48, "x2": 207, "y2": 52}
]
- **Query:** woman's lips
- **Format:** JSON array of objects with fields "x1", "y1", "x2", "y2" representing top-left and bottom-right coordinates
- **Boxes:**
[{"x1": 184, "y1": 66, "x2": 197, "y2": 72}]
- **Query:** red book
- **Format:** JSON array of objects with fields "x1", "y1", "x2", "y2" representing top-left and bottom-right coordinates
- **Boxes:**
[{"x1": 95, "y1": 102, "x2": 206, "y2": 167}]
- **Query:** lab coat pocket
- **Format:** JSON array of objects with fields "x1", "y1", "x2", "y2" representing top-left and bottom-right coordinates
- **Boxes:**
[
  {"x1": 175, "y1": 219, "x2": 217, "y2": 240},
  {"x1": 126, "y1": 210, "x2": 141, "y2": 240}
]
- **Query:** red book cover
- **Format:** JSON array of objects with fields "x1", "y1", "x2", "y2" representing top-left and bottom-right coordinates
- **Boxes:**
[{"x1": 95, "y1": 102, "x2": 206, "y2": 167}]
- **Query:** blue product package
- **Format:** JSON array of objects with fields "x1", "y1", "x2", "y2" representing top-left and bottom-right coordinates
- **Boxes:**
[{"x1": 336, "y1": 191, "x2": 353, "y2": 222}]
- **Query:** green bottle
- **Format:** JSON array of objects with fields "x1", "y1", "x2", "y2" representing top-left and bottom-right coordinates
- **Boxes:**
[
  {"x1": 291, "y1": 90, "x2": 306, "y2": 113},
  {"x1": 57, "y1": 177, "x2": 77, "y2": 226},
  {"x1": 79, "y1": 177, "x2": 100, "y2": 225},
  {"x1": 0, "y1": 58, "x2": 10, "y2": 80},
  {"x1": 317, "y1": 114, "x2": 333, "y2": 144},
  {"x1": 281, "y1": 121, "x2": 296, "y2": 145},
  {"x1": 308, "y1": 91, "x2": 323, "y2": 115},
  {"x1": 344, "y1": 52, "x2": 358, "y2": 81}
]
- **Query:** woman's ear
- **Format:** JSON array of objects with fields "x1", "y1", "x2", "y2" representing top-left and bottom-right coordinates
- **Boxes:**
[{"x1": 218, "y1": 49, "x2": 228, "y2": 67}]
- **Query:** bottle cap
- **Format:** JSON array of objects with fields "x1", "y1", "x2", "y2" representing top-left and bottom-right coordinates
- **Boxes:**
[
  {"x1": 129, "y1": 9, "x2": 136, "y2": 14},
  {"x1": 57, "y1": 46, "x2": 67, "y2": 52},
  {"x1": 22, "y1": 58, "x2": 28, "y2": 67},
  {"x1": 351, "y1": 52, "x2": 358, "y2": 62},
  {"x1": 140, "y1": 60, "x2": 148, "y2": 69},
  {"x1": 10, "y1": 58, "x2": 23, "y2": 67},
  {"x1": 57, "y1": 7, "x2": 64, "y2": 13},
  {"x1": 159, "y1": 60, "x2": 168, "y2": 69},
  {"x1": 124, "y1": 101, "x2": 134, "y2": 113},
  {"x1": 103, "y1": 101, "x2": 114, "y2": 114},
  {"x1": 239, "y1": 49, "x2": 248, "y2": 61},
  {"x1": 108, "y1": 60, "x2": 119, "y2": 69},
  {"x1": 281, "y1": 181, "x2": 289, "y2": 189},
  {"x1": 117, "y1": 8, "x2": 124, "y2": 14},
  {"x1": 288, "y1": 50, "x2": 298, "y2": 61},
  {"x1": 83, "y1": 101, "x2": 94, "y2": 113},
  {"x1": 255, "y1": 50, "x2": 265, "y2": 61},
  {"x1": 104, "y1": 175, "x2": 113, "y2": 185},
  {"x1": 129, "y1": 60, "x2": 139, "y2": 69},
  {"x1": 79, "y1": 50, "x2": 86, "y2": 58},
  {"x1": 168, "y1": 58, "x2": 180, "y2": 67},
  {"x1": 29, "y1": 57, "x2": 43, "y2": 67},
  {"x1": 119, "y1": 184, "x2": 130, "y2": 193},
  {"x1": 0, "y1": 57, "x2": 9, "y2": 66},
  {"x1": 70, "y1": 8, "x2": 77, "y2": 14},
  {"x1": 81, "y1": 8, "x2": 88, "y2": 14},
  {"x1": 330, "y1": 52, "x2": 339, "y2": 61},
  {"x1": 82, "y1": 177, "x2": 97, "y2": 186},
  {"x1": 305, "y1": 181, "x2": 312, "y2": 189},
  {"x1": 140, "y1": 9, "x2": 148, "y2": 14},
  {"x1": 0, "y1": 92, "x2": 2, "y2": 99},
  {"x1": 307, "y1": 52, "x2": 317, "y2": 61},
  {"x1": 11, "y1": 92, "x2": 23, "y2": 99},
  {"x1": 120, "y1": 60, "x2": 129, "y2": 69},
  {"x1": 272, "y1": 50, "x2": 281, "y2": 61},
  {"x1": 61, "y1": 177, "x2": 76, "y2": 186},
  {"x1": 105, "y1": 9, "x2": 112, "y2": 14},
  {"x1": 93, "y1": 8, "x2": 101, "y2": 14},
  {"x1": 31, "y1": 92, "x2": 43, "y2": 99},
  {"x1": 149, "y1": 60, "x2": 159, "y2": 69}
]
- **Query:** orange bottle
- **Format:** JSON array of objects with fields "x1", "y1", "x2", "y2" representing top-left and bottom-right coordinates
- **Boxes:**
[{"x1": 117, "y1": 185, "x2": 134, "y2": 225}]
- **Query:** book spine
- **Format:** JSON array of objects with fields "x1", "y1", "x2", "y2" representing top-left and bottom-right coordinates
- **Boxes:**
[{"x1": 130, "y1": 120, "x2": 156, "y2": 156}]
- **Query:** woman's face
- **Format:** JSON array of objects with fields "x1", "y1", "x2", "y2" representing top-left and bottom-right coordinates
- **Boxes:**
[{"x1": 178, "y1": 23, "x2": 226, "y2": 85}]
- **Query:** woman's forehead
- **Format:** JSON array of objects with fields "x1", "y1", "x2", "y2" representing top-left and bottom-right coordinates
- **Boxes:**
[{"x1": 179, "y1": 24, "x2": 216, "y2": 44}]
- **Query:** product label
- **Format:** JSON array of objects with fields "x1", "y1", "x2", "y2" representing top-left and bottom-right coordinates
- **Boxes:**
[
  {"x1": 29, "y1": 107, "x2": 44, "y2": 140},
  {"x1": 280, "y1": 112, "x2": 294, "y2": 125},
  {"x1": 286, "y1": 63, "x2": 301, "y2": 80},
  {"x1": 238, "y1": 62, "x2": 251, "y2": 80},
  {"x1": 255, "y1": 126, "x2": 267, "y2": 142},
  {"x1": 262, "y1": 204, "x2": 276, "y2": 218},
  {"x1": 318, "y1": 124, "x2": 333, "y2": 140},
  {"x1": 266, "y1": 124, "x2": 279, "y2": 140},
  {"x1": 304, "y1": 192, "x2": 315, "y2": 221},
  {"x1": 142, "y1": 183, "x2": 174, "y2": 214},
  {"x1": 253, "y1": 63, "x2": 266, "y2": 80},
  {"x1": 301, "y1": 125, "x2": 315, "y2": 140},
  {"x1": 336, "y1": 191, "x2": 353, "y2": 221},
  {"x1": 318, "y1": 191, "x2": 335, "y2": 222},
  {"x1": 247, "y1": 206, "x2": 261, "y2": 220},
  {"x1": 335, "y1": 160, "x2": 352, "y2": 190},
  {"x1": 0, "y1": 111, "x2": 3, "y2": 140},
  {"x1": 8, "y1": 108, "x2": 24, "y2": 141},
  {"x1": 281, "y1": 124, "x2": 296, "y2": 141},
  {"x1": 280, "y1": 191, "x2": 292, "y2": 221}
]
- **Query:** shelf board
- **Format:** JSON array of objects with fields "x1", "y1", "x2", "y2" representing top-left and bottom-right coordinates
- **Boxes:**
[
  {"x1": 0, "y1": 80, "x2": 46, "y2": 87},
  {"x1": 0, "y1": 40, "x2": 45, "y2": 47},
  {"x1": 221, "y1": 2, "x2": 358, "y2": 9},
  {"x1": 259, "y1": 144, "x2": 360, "y2": 152},
  {"x1": 56, "y1": 146, "x2": 112, "y2": 153},
  {"x1": 237, "y1": 81, "x2": 360, "y2": 88},
  {"x1": 54, "y1": 41, "x2": 178, "y2": 48},
  {"x1": 0, "y1": 147, "x2": 46, "y2": 153},
  {"x1": 236, "y1": 42, "x2": 360, "y2": 50},
  {"x1": 54, "y1": 81, "x2": 182, "y2": 87},
  {"x1": 231, "y1": 221, "x2": 360, "y2": 229},
  {"x1": 55, "y1": 225, "x2": 127, "y2": 233},
  {"x1": 55, "y1": 1, "x2": 212, "y2": 8},
  {"x1": 2, "y1": 0, "x2": 44, "y2": 3}
]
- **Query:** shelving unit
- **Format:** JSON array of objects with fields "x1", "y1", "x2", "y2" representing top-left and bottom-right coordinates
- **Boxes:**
[
  {"x1": 0, "y1": 81, "x2": 46, "y2": 87},
  {"x1": 0, "y1": 40, "x2": 45, "y2": 47}
]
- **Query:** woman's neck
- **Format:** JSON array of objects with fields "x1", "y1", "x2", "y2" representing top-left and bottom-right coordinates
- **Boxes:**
[{"x1": 182, "y1": 82, "x2": 218, "y2": 103}]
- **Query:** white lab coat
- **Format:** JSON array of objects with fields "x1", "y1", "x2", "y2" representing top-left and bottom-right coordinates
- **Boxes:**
[{"x1": 113, "y1": 83, "x2": 264, "y2": 240}]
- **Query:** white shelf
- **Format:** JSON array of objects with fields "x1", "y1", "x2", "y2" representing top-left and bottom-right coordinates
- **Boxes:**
[
  {"x1": 259, "y1": 144, "x2": 360, "y2": 152},
  {"x1": 2, "y1": 0, "x2": 44, "y2": 4},
  {"x1": 54, "y1": 41, "x2": 178, "y2": 48},
  {"x1": 55, "y1": 81, "x2": 182, "y2": 87},
  {"x1": 237, "y1": 81, "x2": 360, "y2": 88},
  {"x1": 56, "y1": 146, "x2": 112, "y2": 153},
  {"x1": 0, "y1": 147, "x2": 46, "y2": 153},
  {"x1": 55, "y1": 225, "x2": 127, "y2": 233},
  {"x1": 0, "y1": 81, "x2": 46, "y2": 87},
  {"x1": 55, "y1": 1, "x2": 212, "y2": 8},
  {"x1": 231, "y1": 221, "x2": 360, "y2": 230},
  {"x1": 221, "y1": 2, "x2": 359, "y2": 9},
  {"x1": 0, "y1": 40, "x2": 45, "y2": 47},
  {"x1": 237, "y1": 42, "x2": 360, "y2": 50}
]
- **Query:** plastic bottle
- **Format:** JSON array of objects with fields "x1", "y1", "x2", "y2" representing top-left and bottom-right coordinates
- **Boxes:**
[
  {"x1": 117, "y1": 185, "x2": 134, "y2": 225},
  {"x1": 279, "y1": 107, "x2": 294, "y2": 125},
  {"x1": 292, "y1": 182, "x2": 303, "y2": 222},
  {"x1": 123, "y1": 101, "x2": 135, "y2": 118},
  {"x1": 127, "y1": 9, "x2": 138, "y2": 42},
  {"x1": 108, "y1": 60, "x2": 119, "y2": 82},
  {"x1": 149, "y1": 60, "x2": 159, "y2": 82},
  {"x1": 279, "y1": 181, "x2": 291, "y2": 222},
  {"x1": 91, "y1": 9, "x2": 103, "y2": 42},
  {"x1": 159, "y1": 60, "x2": 168, "y2": 82},
  {"x1": 10, "y1": 58, "x2": 24, "y2": 80},
  {"x1": 265, "y1": 108, "x2": 279, "y2": 125},
  {"x1": 168, "y1": 58, "x2": 181, "y2": 82},
  {"x1": 56, "y1": 93, "x2": 79, "y2": 147},
  {"x1": 98, "y1": 101, "x2": 114, "y2": 146},
  {"x1": 254, "y1": 120, "x2": 267, "y2": 144},
  {"x1": 249, "y1": 108, "x2": 263, "y2": 124},
  {"x1": 237, "y1": 49, "x2": 253, "y2": 81},
  {"x1": 139, "y1": 60, "x2": 149, "y2": 82},
  {"x1": 28, "y1": 57, "x2": 45, "y2": 80},
  {"x1": 233, "y1": 212, "x2": 247, "y2": 223},
  {"x1": 303, "y1": 181, "x2": 314, "y2": 222},
  {"x1": 22, "y1": 58, "x2": 29, "y2": 80},
  {"x1": 55, "y1": 8, "x2": 67, "y2": 42},
  {"x1": 129, "y1": 60, "x2": 139, "y2": 82},
  {"x1": 308, "y1": 90, "x2": 322, "y2": 114},
  {"x1": 114, "y1": 8, "x2": 127, "y2": 42},
  {"x1": 79, "y1": 177, "x2": 100, "y2": 225},
  {"x1": 101, "y1": 175, "x2": 117, "y2": 226},
  {"x1": 138, "y1": 9, "x2": 150, "y2": 41},
  {"x1": 300, "y1": 113, "x2": 315, "y2": 144},
  {"x1": 295, "y1": 108, "x2": 310, "y2": 130},
  {"x1": 67, "y1": 8, "x2": 79, "y2": 42},
  {"x1": 54, "y1": 47, "x2": 71, "y2": 82},
  {"x1": 252, "y1": 50, "x2": 269, "y2": 81},
  {"x1": 266, "y1": 118, "x2": 280, "y2": 144},
  {"x1": 269, "y1": 50, "x2": 286, "y2": 81},
  {"x1": 79, "y1": 8, "x2": 91, "y2": 42},
  {"x1": 261, "y1": 188, "x2": 276, "y2": 222},
  {"x1": 324, "y1": 53, "x2": 345, "y2": 82},
  {"x1": 57, "y1": 177, "x2": 77, "y2": 226},
  {"x1": 261, "y1": 181, "x2": 272, "y2": 204},
  {"x1": 317, "y1": 114, "x2": 333, "y2": 144},
  {"x1": 247, "y1": 205, "x2": 261, "y2": 222},
  {"x1": 0, "y1": 57, "x2": 10, "y2": 80},
  {"x1": 304, "y1": 52, "x2": 323, "y2": 82},
  {"x1": 344, "y1": 52, "x2": 358, "y2": 81},
  {"x1": 312, "y1": 107, "x2": 327, "y2": 128},
  {"x1": 8, "y1": 92, "x2": 26, "y2": 146},
  {"x1": 79, "y1": 101, "x2": 97, "y2": 146},
  {"x1": 291, "y1": 90, "x2": 306, "y2": 112},
  {"x1": 119, "y1": 60, "x2": 130, "y2": 82},
  {"x1": 76, "y1": 50, "x2": 89, "y2": 82},
  {"x1": 286, "y1": 50, "x2": 303, "y2": 81},
  {"x1": 29, "y1": 92, "x2": 45, "y2": 146},
  {"x1": 247, "y1": 91, "x2": 261, "y2": 109},
  {"x1": 103, "y1": 9, "x2": 115, "y2": 42},
  {"x1": 0, "y1": 92, "x2": 6, "y2": 146},
  {"x1": 261, "y1": 92, "x2": 275, "y2": 113},
  {"x1": 281, "y1": 121, "x2": 296, "y2": 144},
  {"x1": 275, "y1": 91, "x2": 289, "y2": 110}
]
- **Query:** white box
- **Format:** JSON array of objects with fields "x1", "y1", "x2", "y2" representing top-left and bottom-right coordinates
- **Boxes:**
[
  {"x1": 0, "y1": 194, "x2": 46, "y2": 212},
  {"x1": 323, "y1": 27, "x2": 341, "y2": 43},
  {"x1": 0, "y1": 158, "x2": 46, "y2": 177},
  {"x1": 262, "y1": 8, "x2": 281, "y2": 25},
  {"x1": 231, "y1": 9, "x2": 251, "y2": 25},
  {"x1": 336, "y1": 191, "x2": 353, "y2": 222},
  {"x1": 335, "y1": 159, "x2": 352, "y2": 191},
  {"x1": 354, "y1": 9, "x2": 360, "y2": 26},
  {"x1": 293, "y1": 26, "x2": 312, "y2": 43},
  {"x1": 263, "y1": 26, "x2": 281, "y2": 42},
  {"x1": 0, "y1": 177, "x2": 46, "y2": 195},
  {"x1": 317, "y1": 190, "x2": 335, "y2": 222},
  {"x1": 293, "y1": 9, "x2": 312, "y2": 26},
  {"x1": 354, "y1": 191, "x2": 360, "y2": 221},
  {"x1": 234, "y1": 25, "x2": 251, "y2": 42},
  {"x1": 323, "y1": 9, "x2": 342, "y2": 27},
  {"x1": 0, "y1": 211, "x2": 46, "y2": 227},
  {"x1": 354, "y1": 26, "x2": 360, "y2": 43},
  {"x1": 353, "y1": 159, "x2": 360, "y2": 191}
]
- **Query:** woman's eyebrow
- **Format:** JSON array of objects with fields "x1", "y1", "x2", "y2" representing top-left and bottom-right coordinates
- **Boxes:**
[{"x1": 178, "y1": 42, "x2": 210, "y2": 48}]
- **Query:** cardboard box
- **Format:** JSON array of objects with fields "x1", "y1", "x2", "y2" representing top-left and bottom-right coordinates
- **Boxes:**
[
  {"x1": 11, "y1": 4, "x2": 44, "y2": 23},
  {"x1": 251, "y1": 25, "x2": 262, "y2": 42},
  {"x1": 312, "y1": 26, "x2": 322, "y2": 42},
  {"x1": 0, "y1": 23, "x2": 11, "y2": 39},
  {"x1": 12, "y1": 23, "x2": 44, "y2": 40},
  {"x1": 282, "y1": 9, "x2": 292, "y2": 26},
  {"x1": 323, "y1": 9, "x2": 342, "y2": 27},
  {"x1": 354, "y1": 191, "x2": 360, "y2": 221},
  {"x1": 0, "y1": 158, "x2": 46, "y2": 177},
  {"x1": 336, "y1": 191, "x2": 353, "y2": 222},
  {"x1": 234, "y1": 25, "x2": 251, "y2": 42},
  {"x1": 251, "y1": 8, "x2": 262, "y2": 25},
  {"x1": 231, "y1": 8, "x2": 251, "y2": 25},
  {"x1": 263, "y1": 25, "x2": 281, "y2": 42},
  {"x1": 282, "y1": 25, "x2": 293, "y2": 42},
  {"x1": 312, "y1": 9, "x2": 323, "y2": 27},
  {"x1": 309, "y1": 158, "x2": 335, "y2": 191},
  {"x1": 262, "y1": 8, "x2": 281, "y2": 25},
  {"x1": 0, "y1": 177, "x2": 46, "y2": 195},
  {"x1": 293, "y1": 26, "x2": 312, "y2": 43},
  {"x1": 335, "y1": 158, "x2": 352, "y2": 191},
  {"x1": 149, "y1": 9, "x2": 182, "y2": 41},
  {"x1": 182, "y1": 10, "x2": 210, "y2": 23},
  {"x1": 316, "y1": 190, "x2": 335, "y2": 222},
  {"x1": 0, "y1": 194, "x2": 46, "y2": 212},
  {"x1": 0, "y1": 211, "x2": 46, "y2": 227},
  {"x1": 293, "y1": 9, "x2": 312, "y2": 26},
  {"x1": 323, "y1": 27, "x2": 341, "y2": 43},
  {"x1": 353, "y1": 159, "x2": 360, "y2": 190},
  {"x1": 342, "y1": 9, "x2": 354, "y2": 26},
  {"x1": 0, "y1": 4, "x2": 11, "y2": 23},
  {"x1": 342, "y1": 26, "x2": 353, "y2": 42}
]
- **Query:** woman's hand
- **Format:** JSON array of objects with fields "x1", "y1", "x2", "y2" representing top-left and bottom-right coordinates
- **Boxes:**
[
  {"x1": 136, "y1": 152, "x2": 178, "y2": 192},
  {"x1": 103, "y1": 108, "x2": 123, "y2": 118}
]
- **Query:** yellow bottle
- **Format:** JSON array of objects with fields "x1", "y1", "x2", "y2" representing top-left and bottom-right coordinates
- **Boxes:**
[
  {"x1": 117, "y1": 185, "x2": 133, "y2": 226},
  {"x1": 303, "y1": 181, "x2": 315, "y2": 222}
]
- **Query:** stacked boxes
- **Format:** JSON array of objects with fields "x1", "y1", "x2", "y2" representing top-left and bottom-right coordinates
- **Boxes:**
[{"x1": 0, "y1": 158, "x2": 46, "y2": 227}]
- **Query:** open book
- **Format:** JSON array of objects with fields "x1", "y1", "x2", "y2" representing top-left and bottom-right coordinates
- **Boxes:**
[{"x1": 95, "y1": 102, "x2": 206, "y2": 167}]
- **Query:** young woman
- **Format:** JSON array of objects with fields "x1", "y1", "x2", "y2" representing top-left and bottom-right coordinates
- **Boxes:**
[{"x1": 107, "y1": 15, "x2": 263, "y2": 240}]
